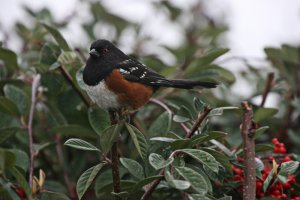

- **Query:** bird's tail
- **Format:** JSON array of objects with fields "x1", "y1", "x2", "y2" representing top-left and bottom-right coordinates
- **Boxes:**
[{"x1": 165, "y1": 79, "x2": 218, "y2": 89}]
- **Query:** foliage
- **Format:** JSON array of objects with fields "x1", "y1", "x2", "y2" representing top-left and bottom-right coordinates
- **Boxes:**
[{"x1": 0, "y1": 1, "x2": 299, "y2": 200}]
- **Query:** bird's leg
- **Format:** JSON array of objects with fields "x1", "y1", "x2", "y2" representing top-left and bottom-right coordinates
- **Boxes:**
[{"x1": 118, "y1": 107, "x2": 130, "y2": 122}]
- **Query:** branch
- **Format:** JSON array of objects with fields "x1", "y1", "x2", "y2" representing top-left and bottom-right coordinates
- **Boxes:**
[
  {"x1": 28, "y1": 74, "x2": 41, "y2": 188},
  {"x1": 140, "y1": 169, "x2": 164, "y2": 200},
  {"x1": 109, "y1": 111, "x2": 121, "y2": 200},
  {"x1": 58, "y1": 65, "x2": 91, "y2": 107},
  {"x1": 260, "y1": 72, "x2": 274, "y2": 107},
  {"x1": 186, "y1": 105, "x2": 212, "y2": 138},
  {"x1": 240, "y1": 101, "x2": 256, "y2": 200}
]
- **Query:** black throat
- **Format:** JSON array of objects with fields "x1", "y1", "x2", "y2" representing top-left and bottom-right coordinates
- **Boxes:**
[{"x1": 83, "y1": 57, "x2": 113, "y2": 86}]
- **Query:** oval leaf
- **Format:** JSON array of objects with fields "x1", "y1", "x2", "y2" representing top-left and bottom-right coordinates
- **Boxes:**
[
  {"x1": 88, "y1": 107, "x2": 110, "y2": 136},
  {"x1": 125, "y1": 123, "x2": 148, "y2": 161},
  {"x1": 175, "y1": 166, "x2": 208, "y2": 194},
  {"x1": 77, "y1": 163, "x2": 105, "y2": 200},
  {"x1": 0, "y1": 97, "x2": 20, "y2": 117},
  {"x1": 149, "y1": 153, "x2": 174, "y2": 170},
  {"x1": 42, "y1": 23, "x2": 71, "y2": 51},
  {"x1": 164, "y1": 169, "x2": 191, "y2": 190},
  {"x1": 4, "y1": 85, "x2": 29, "y2": 116},
  {"x1": 100, "y1": 124, "x2": 121, "y2": 154},
  {"x1": 180, "y1": 149, "x2": 219, "y2": 173},
  {"x1": 64, "y1": 138, "x2": 100, "y2": 152},
  {"x1": 120, "y1": 158, "x2": 144, "y2": 180}
]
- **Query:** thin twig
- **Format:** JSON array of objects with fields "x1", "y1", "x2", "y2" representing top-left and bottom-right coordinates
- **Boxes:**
[
  {"x1": 240, "y1": 101, "x2": 256, "y2": 200},
  {"x1": 58, "y1": 65, "x2": 91, "y2": 107},
  {"x1": 109, "y1": 111, "x2": 121, "y2": 200},
  {"x1": 186, "y1": 105, "x2": 212, "y2": 138},
  {"x1": 28, "y1": 74, "x2": 41, "y2": 188},
  {"x1": 260, "y1": 73, "x2": 274, "y2": 107},
  {"x1": 149, "y1": 98, "x2": 189, "y2": 134},
  {"x1": 140, "y1": 169, "x2": 164, "y2": 200},
  {"x1": 55, "y1": 135, "x2": 76, "y2": 198}
]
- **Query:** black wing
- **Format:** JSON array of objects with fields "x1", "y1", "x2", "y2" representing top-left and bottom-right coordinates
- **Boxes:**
[
  {"x1": 116, "y1": 59, "x2": 218, "y2": 89},
  {"x1": 115, "y1": 59, "x2": 172, "y2": 87}
]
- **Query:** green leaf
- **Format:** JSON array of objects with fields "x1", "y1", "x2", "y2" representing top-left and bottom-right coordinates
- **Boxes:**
[
  {"x1": 57, "y1": 51, "x2": 81, "y2": 69},
  {"x1": 191, "y1": 131, "x2": 227, "y2": 146},
  {"x1": 41, "y1": 72, "x2": 65, "y2": 96},
  {"x1": 202, "y1": 148, "x2": 232, "y2": 175},
  {"x1": 52, "y1": 125, "x2": 97, "y2": 139},
  {"x1": 208, "y1": 107, "x2": 239, "y2": 117},
  {"x1": 173, "y1": 106, "x2": 193, "y2": 123},
  {"x1": 254, "y1": 108, "x2": 278, "y2": 122},
  {"x1": 42, "y1": 23, "x2": 71, "y2": 51},
  {"x1": 0, "y1": 47, "x2": 18, "y2": 74},
  {"x1": 9, "y1": 167, "x2": 31, "y2": 198},
  {"x1": 254, "y1": 126, "x2": 269, "y2": 139},
  {"x1": 0, "y1": 127, "x2": 20, "y2": 143},
  {"x1": 0, "y1": 96, "x2": 20, "y2": 117},
  {"x1": 186, "y1": 64, "x2": 235, "y2": 84},
  {"x1": 195, "y1": 48, "x2": 229, "y2": 67},
  {"x1": 277, "y1": 161, "x2": 299, "y2": 183},
  {"x1": 120, "y1": 158, "x2": 144, "y2": 180},
  {"x1": 255, "y1": 144, "x2": 274, "y2": 152},
  {"x1": 64, "y1": 138, "x2": 100, "y2": 152},
  {"x1": 39, "y1": 191, "x2": 71, "y2": 200},
  {"x1": 150, "y1": 137, "x2": 176, "y2": 143},
  {"x1": 175, "y1": 166, "x2": 208, "y2": 194},
  {"x1": 39, "y1": 43, "x2": 61, "y2": 66},
  {"x1": 149, "y1": 153, "x2": 174, "y2": 170},
  {"x1": 164, "y1": 169, "x2": 191, "y2": 190},
  {"x1": 148, "y1": 111, "x2": 171, "y2": 137},
  {"x1": 4, "y1": 85, "x2": 29, "y2": 116},
  {"x1": 188, "y1": 194, "x2": 212, "y2": 200},
  {"x1": 88, "y1": 107, "x2": 110, "y2": 136},
  {"x1": 0, "y1": 148, "x2": 16, "y2": 173},
  {"x1": 125, "y1": 123, "x2": 148, "y2": 161},
  {"x1": 180, "y1": 149, "x2": 219, "y2": 173},
  {"x1": 76, "y1": 67, "x2": 86, "y2": 90},
  {"x1": 100, "y1": 124, "x2": 121, "y2": 154},
  {"x1": 77, "y1": 163, "x2": 105, "y2": 200},
  {"x1": 9, "y1": 149, "x2": 29, "y2": 172},
  {"x1": 263, "y1": 169, "x2": 274, "y2": 192}
]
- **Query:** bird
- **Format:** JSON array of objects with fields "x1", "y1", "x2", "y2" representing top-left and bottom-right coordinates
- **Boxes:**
[{"x1": 82, "y1": 39, "x2": 217, "y2": 112}]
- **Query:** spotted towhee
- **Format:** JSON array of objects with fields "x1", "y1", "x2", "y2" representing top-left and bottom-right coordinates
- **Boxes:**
[{"x1": 82, "y1": 39, "x2": 217, "y2": 111}]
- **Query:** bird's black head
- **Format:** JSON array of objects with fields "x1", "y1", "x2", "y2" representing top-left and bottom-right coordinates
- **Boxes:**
[{"x1": 83, "y1": 39, "x2": 127, "y2": 86}]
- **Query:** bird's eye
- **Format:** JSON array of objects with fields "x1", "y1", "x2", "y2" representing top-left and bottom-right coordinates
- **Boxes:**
[{"x1": 102, "y1": 48, "x2": 109, "y2": 54}]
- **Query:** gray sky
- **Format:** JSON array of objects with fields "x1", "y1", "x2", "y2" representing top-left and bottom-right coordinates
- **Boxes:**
[{"x1": 1, "y1": 0, "x2": 299, "y2": 58}]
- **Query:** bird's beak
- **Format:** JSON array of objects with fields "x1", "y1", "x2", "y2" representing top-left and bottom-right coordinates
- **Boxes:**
[{"x1": 89, "y1": 49, "x2": 100, "y2": 57}]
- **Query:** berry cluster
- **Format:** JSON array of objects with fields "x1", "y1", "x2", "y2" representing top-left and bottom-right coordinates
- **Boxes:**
[
  {"x1": 272, "y1": 138, "x2": 287, "y2": 153},
  {"x1": 231, "y1": 138, "x2": 299, "y2": 199}
]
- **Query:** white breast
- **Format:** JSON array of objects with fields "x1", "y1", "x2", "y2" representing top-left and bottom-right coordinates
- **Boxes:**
[{"x1": 84, "y1": 81, "x2": 120, "y2": 110}]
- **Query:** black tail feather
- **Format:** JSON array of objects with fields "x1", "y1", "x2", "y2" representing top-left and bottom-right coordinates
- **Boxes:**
[{"x1": 165, "y1": 79, "x2": 218, "y2": 89}]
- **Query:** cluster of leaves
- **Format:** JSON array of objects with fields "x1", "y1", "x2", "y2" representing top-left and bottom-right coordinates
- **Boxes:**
[{"x1": 0, "y1": 1, "x2": 299, "y2": 200}]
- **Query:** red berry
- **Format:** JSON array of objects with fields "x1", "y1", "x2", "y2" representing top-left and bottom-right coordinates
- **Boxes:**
[
  {"x1": 278, "y1": 147, "x2": 287, "y2": 153},
  {"x1": 282, "y1": 156, "x2": 292, "y2": 162},
  {"x1": 272, "y1": 138, "x2": 279, "y2": 144}
]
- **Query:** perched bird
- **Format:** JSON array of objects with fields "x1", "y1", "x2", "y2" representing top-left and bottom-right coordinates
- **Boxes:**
[{"x1": 82, "y1": 39, "x2": 217, "y2": 111}]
